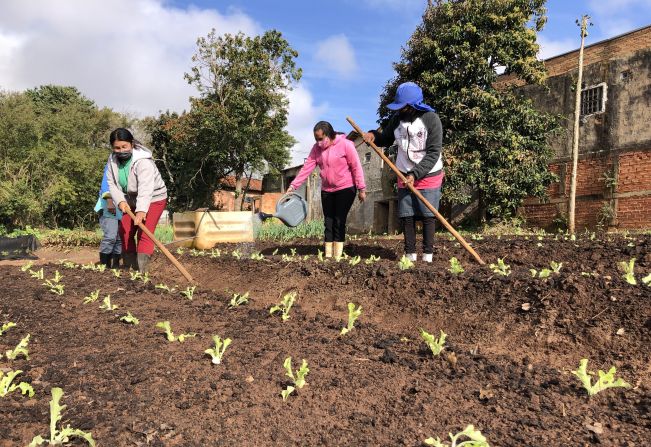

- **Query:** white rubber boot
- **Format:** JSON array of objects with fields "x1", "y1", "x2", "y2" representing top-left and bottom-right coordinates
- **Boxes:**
[
  {"x1": 406, "y1": 253, "x2": 417, "y2": 262},
  {"x1": 422, "y1": 253, "x2": 433, "y2": 263},
  {"x1": 324, "y1": 242, "x2": 333, "y2": 258}
]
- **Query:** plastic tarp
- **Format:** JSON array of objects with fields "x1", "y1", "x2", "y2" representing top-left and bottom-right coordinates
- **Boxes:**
[{"x1": 0, "y1": 235, "x2": 39, "y2": 260}]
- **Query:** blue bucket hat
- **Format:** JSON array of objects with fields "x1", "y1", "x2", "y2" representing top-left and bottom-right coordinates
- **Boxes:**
[{"x1": 387, "y1": 82, "x2": 435, "y2": 112}]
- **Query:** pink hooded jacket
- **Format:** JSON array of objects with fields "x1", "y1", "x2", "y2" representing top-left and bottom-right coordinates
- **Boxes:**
[{"x1": 290, "y1": 134, "x2": 366, "y2": 192}]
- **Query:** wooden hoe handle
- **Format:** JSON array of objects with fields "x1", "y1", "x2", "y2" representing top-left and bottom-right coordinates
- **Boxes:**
[
  {"x1": 124, "y1": 207, "x2": 196, "y2": 283},
  {"x1": 346, "y1": 116, "x2": 486, "y2": 265}
]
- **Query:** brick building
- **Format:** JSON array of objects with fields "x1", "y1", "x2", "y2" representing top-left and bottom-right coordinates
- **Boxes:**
[{"x1": 501, "y1": 25, "x2": 651, "y2": 229}]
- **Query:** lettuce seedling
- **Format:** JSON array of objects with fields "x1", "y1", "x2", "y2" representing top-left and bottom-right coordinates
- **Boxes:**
[
  {"x1": 175, "y1": 247, "x2": 185, "y2": 255},
  {"x1": 62, "y1": 261, "x2": 78, "y2": 269},
  {"x1": 6, "y1": 334, "x2": 30, "y2": 360},
  {"x1": 229, "y1": 292, "x2": 249, "y2": 308},
  {"x1": 155, "y1": 321, "x2": 196, "y2": 342},
  {"x1": 83, "y1": 290, "x2": 100, "y2": 304},
  {"x1": 0, "y1": 322, "x2": 16, "y2": 337},
  {"x1": 398, "y1": 255, "x2": 414, "y2": 271},
  {"x1": 155, "y1": 283, "x2": 175, "y2": 293},
  {"x1": 30, "y1": 268, "x2": 44, "y2": 280},
  {"x1": 204, "y1": 335, "x2": 231, "y2": 364},
  {"x1": 141, "y1": 272, "x2": 151, "y2": 284},
  {"x1": 180, "y1": 286, "x2": 196, "y2": 300},
  {"x1": 210, "y1": 248, "x2": 221, "y2": 258},
  {"x1": 281, "y1": 386, "x2": 295, "y2": 402},
  {"x1": 270, "y1": 291, "x2": 297, "y2": 321},
  {"x1": 21, "y1": 261, "x2": 34, "y2": 272},
  {"x1": 95, "y1": 264, "x2": 106, "y2": 273},
  {"x1": 618, "y1": 258, "x2": 637, "y2": 285},
  {"x1": 449, "y1": 257, "x2": 464, "y2": 275},
  {"x1": 110, "y1": 268, "x2": 121, "y2": 278},
  {"x1": 80, "y1": 263, "x2": 95, "y2": 270},
  {"x1": 29, "y1": 387, "x2": 96, "y2": 447},
  {"x1": 572, "y1": 358, "x2": 631, "y2": 397},
  {"x1": 283, "y1": 357, "x2": 309, "y2": 398},
  {"x1": 549, "y1": 261, "x2": 563, "y2": 273},
  {"x1": 250, "y1": 252, "x2": 264, "y2": 261},
  {"x1": 0, "y1": 369, "x2": 34, "y2": 398},
  {"x1": 364, "y1": 255, "x2": 381, "y2": 265},
  {"x1": 643, "y1": 273, "x2": 651, "y2": 286},
  {"x1": 290, "y1": 248, "x2": 297, "y2": 257},
  {"x1": 317, "y1": 249, "x2": 325, "y2": 262},
  {"x1": 489, "y1": 258, "x2": 511, "y2": 276},
  {"x1": 120, "y1": 312, "x2": 139, "y2": 325},
  {"x1": 340, "y1": 303, "x2": 362, "y2": 335},
  {"x1": 420, "y1": 329, "x2": 446, "y2": 356},
  {"x1": 349, "y1": 256, "x2": 361, "y2": 266},
  {"x1": 272, "y1": 248, "x2": 279, "y2": 256},
  {"x1": 99, "y1": 295, "x2": 117, "y2": 311},
  {"x1": 424, "y1": 424, "x2": 490, "y2": 447},
  {"x1": 231, "y1": 249, "x2": 242, "y2": 259}
]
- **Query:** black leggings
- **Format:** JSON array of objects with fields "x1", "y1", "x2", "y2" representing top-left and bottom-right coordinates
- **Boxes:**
[
  {"x1": 321, "y1": 187, "x2": 356, "y2": 242},
  {"x1": 402, "y1": 216, "x2": 436, "y2": 254}
]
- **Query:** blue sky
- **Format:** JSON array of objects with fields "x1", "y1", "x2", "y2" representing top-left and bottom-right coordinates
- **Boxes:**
[{"x1": 1, "y1": 0, "x2": 650, "y2": 165}]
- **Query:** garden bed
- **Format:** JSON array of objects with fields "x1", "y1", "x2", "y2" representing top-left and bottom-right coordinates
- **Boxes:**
[{"x1": 1, "y1": 234, "x2": 650, "y2": 446}]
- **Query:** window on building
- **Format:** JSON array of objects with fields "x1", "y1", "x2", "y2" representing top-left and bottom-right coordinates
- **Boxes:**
[
  {"x1": 580, "y1": 83, "x2": 606, "y2": 116},
  {"x1": 364, "y1": 152, "x2": 371, "y2": 163}
]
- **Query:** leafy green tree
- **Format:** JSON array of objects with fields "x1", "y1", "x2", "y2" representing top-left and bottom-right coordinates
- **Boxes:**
[
  {"x1": 151, "y1": 29, "x2": 300, "y2": 211},
  {"x1": 0, "y1": 86, "x2": 128, "y2": 230},
  {"x1": 380, "y1": 0, "x2": 562, "y2": 220}
]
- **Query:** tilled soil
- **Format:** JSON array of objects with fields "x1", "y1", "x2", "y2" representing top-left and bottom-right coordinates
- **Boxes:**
[{"x1": 1, "y1": 234, "x2": 650, "y2": 446}]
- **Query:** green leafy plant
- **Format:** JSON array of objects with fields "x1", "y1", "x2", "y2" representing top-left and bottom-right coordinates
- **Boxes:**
[
  {"x1": 95, "y1": 264, "x2": 106, "y2": 273},
  {"x1": 180, "y1": 286, "x2": 196, "y2": 300},
  {"x1": 110, "y1": 268, "x2": 121, "y2": 278},
  {"x1": 250, "y1": 252, "x2": 264, "y2": 261},
  {"x1": 21, "y1": 261, "x2": 34, "y2": 272},
  {"x1": 29, "y1": 387, "x2": 96, "y2": 446},
  {"x1": 129, "y1": 271, "x2": 142, "y2": 281},
  {"x1": 398, "y1": 255, "x2": 414, "y2": 271},
  {"x1": 155, "y1": 321, "x2": 196, "y2": 343},
  {"x1": 420, "y1": 329, "x2": 446, "y2": 356},
  {"x1": 270, "y1": 291, "x2": 297, "y2": 321},
  {"x1": 80, "y1": 263, "x2": 95, "y2": 271},
  {"x1": 210, "y1": 248, "x2": 221, "y2": 258},
  {"x1": 424, "y1": 425, "x2": 490, "y2": 447},
  {"x1": 120, "y1": 312, "x2": 139, "y2": 325},
  {"x1": 0, "y1": 322, "x2": 16, "y2": 336},
  {"x1": 141, "y1": 272, "x2": 151, "y2": 284},
  {"x1": 272, "y1": 248, "x2": 279, "y2": 256},
  {"x1": 99, "y1": 295, "x2": 117, "y2": 311},
  {"x1": 317, "y1": 249, "x2": 325, "y2": 262},
  {"x1": 489, "y1": 258, "x2": 511, "y2": 276},
  {"x1": 282, "y1": 357, "x2": 309, "y2": 400},
  {"x1": 449, "y1": 257, "x2": 464, "y2": 275},
  {"x1": 340, "y1": 303, "x2": 362, "y2": 335},
  {"x1": 204, "y1": 336, "x2": 232, "y2": 364},
  {"x1": 83, "y1": 290, "x2": 100, "y2": 304},
  {"x1": 571, "y1": 358, "x2": 631, "y2": 397},
  {"x1": 365, "y1": 255, "x2": 381, "y2": 265},
  {"x1": 62, "y1": 261, "x2": 78, "y2": 269},
  {"x1": 229, "y1": 292, "x2": 249, "y2": 308},
  {"x1": 5, "y1": 334, "x2": 30, "y2": 360},
  {"x1": 290, "y1": 248, "x2": 297, "y2": 257},
  {"x1": 175, "y1": 247, "x2": 185, "y2": 255},
  {"x1": 45, "y1": 282, "x2": 65, "y2": 296},
  {"x1": 231, "y1": 249, "x2": 242, "y2": 259},
  {"x1": 348, "y1": 255, "x2": 361, "y2": 266},
  {"x1": 618, "y1": 258, "x2": 637, "y2": 285},
  {"x1": 0, "y1": 369, "x2": 34, "y2": 398},
  {"x1": 642, "y1": 273, "x2": 651, "y2": 286},
  {"x1": 30, "y1": 268, "x2": 44, "y2": 280},
  {"x1": 155, "y1": 283, "x2": 175, "y2": 293}
]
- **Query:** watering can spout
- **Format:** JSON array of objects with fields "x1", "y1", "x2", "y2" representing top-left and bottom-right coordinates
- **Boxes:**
[{"x1": 257, "y1": 193, "x2": 307, "y2": 227}]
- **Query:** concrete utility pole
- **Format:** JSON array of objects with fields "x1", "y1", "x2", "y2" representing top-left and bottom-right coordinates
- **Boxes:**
[{"x1": 568, "y1": 15, "x2": 591, "y2": 234}]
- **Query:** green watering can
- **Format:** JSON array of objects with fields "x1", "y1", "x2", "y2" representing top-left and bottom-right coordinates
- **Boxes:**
[{"x1": 258, "y1": 193, "x2": 308, "y2": 227}]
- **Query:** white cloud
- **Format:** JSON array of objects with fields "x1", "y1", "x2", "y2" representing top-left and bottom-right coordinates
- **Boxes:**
[
  {"x1": 537, "y1": 36, "x2": 577, "y2": 60},
  {"x1": 286, "y1": 84, "x2": 328, "y2": 166},
  {"x1": 0, "y1": 0, "x2": 259, "y2": 115},
  {"x1": 314, "y1": 34, "x2": 358, "y2": 79},
  {"x1": 361, "y1": 0, "x2": 427, "y2": 12},
  {"x1": 588, "y1": 0, "x2": 651, "y2": 37}
]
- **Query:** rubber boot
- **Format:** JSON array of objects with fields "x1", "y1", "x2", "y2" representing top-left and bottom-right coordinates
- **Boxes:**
[
  {"x1": 406, "y1": 253, "x2": 417, "y2": 262},
  {"x1": 422, "y1": 253, "x2": 433, "y2": 263},
  {"x1": 137, "y1": 253, "x2": 151, "y2": 274},
  {"x1": 324, "y1": 242, "x2": 333, "y2": 258},
  {"x1": 334, "y1": 242, "x2": 344, "y2": 259},
  {"x1": 99, "y1": 253, "x2": 111, "y2": 268},
  {"x1": 110, "y1": 254, "x2": 121, "y2": 269},
  {"x1": 122, "y1": 252, "x2": 138, "y2": 270}
]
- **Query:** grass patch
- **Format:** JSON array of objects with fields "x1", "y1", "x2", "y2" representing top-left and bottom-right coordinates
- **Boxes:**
[{"x1": 256, "y1": 219, "x2": 324, "y2": 242}]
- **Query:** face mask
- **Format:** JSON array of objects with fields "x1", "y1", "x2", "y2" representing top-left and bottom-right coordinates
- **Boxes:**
[
  {"x1": 317, "y1": 138, "x2": 331, "y2": 149},
  {"x1": 115, "y1": 151, "x2": 132, "y2": 161}
]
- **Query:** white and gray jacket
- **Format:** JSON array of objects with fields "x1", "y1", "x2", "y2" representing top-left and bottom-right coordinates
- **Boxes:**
[
  {"x1": 106, "y1": 144, "x2": 167, "y2": 213},
  {"x1": 370, "y1": 111, "x2": 443, "y2": 180}
]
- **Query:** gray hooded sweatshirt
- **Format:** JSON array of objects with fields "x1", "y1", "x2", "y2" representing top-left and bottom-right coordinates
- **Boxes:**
[{"x1": 106, "y1": 144, "x2": 167, "y2": 214}]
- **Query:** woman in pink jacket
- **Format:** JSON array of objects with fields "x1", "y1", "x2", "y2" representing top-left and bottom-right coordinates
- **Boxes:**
[{"x1": 287, "y1": 121, "x2": 366, "y2": 258}]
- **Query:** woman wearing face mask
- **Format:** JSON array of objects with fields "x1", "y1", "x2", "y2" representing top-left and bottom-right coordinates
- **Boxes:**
[
  {"x1": 287, "y1": 121, "x2": 366, "y2": 258},
  {"x1": 363, "y1": 82, "x2": 444, "y2": 263},
  {"x1": 106, "y1": 128, "x2": 167, "y2": 273}
]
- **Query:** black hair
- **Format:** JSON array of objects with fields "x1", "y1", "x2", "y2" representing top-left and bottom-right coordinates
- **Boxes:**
[
  {"x1": 109, "y1": 128, "x2": 134, "y2": 146},
  {"x1": 313, "y1": 121, "x2": 337, "y2": 140}
]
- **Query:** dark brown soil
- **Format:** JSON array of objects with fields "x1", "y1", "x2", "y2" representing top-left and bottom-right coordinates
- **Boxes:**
[{"x1": 1, "y1": 234, "x2": 650, "y2": 446}]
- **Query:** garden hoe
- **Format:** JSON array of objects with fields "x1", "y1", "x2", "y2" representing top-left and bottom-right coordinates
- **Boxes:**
[
  {"x1": 347, "y1": 116, "x2": 486, "y2": 265},
  {"x1": 123, "y1": 207, "x2": 196, "y2": 283}
]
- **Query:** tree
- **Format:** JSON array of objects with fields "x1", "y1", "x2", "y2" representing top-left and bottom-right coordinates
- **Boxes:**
[
  {"x1": 0, "y1": 85, "x2": 129, "y2": 230},
  {"x1": 380, "y1": 0, "x2": 562, "y2": 220},
  {"x1": 153, "y1": 29, "x2": 301, "y2": 211}
]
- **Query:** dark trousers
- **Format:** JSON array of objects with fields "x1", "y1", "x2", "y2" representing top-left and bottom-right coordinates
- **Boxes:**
[
  {"x1": 321, "y1": 187, "x2": 356, "y2": 242},
  {"x1": 403, "y1": 216, "x2": 436, "y2": 254}
]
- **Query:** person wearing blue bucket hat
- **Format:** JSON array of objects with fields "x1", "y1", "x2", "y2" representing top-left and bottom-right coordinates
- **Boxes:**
[{"x1": 364, "y1": 82, "x2": 444, "y2": 263}]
